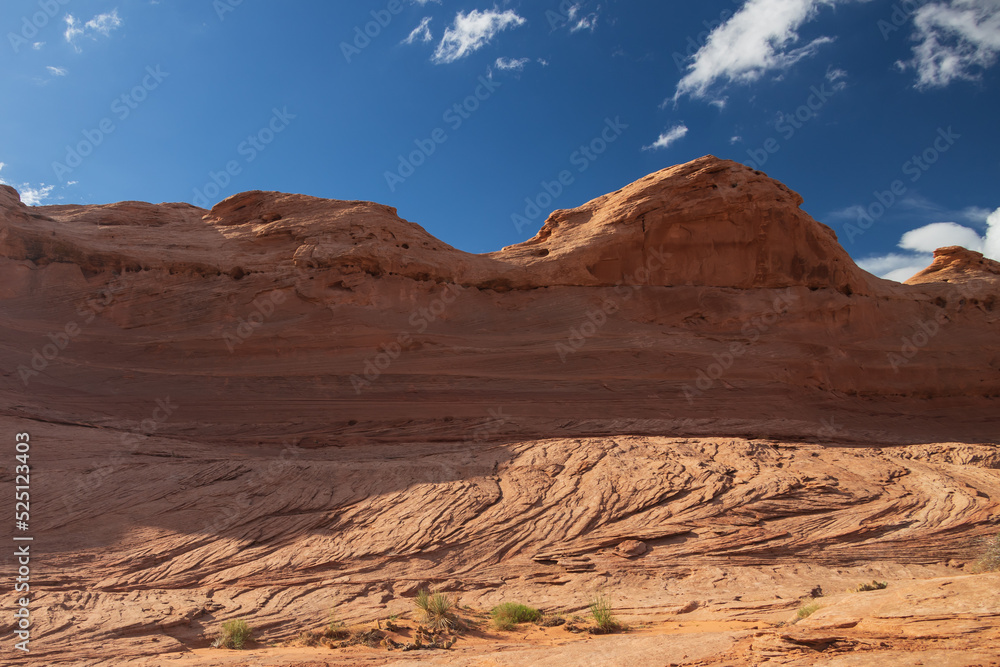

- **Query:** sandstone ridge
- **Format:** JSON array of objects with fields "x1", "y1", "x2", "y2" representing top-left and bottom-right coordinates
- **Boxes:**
[{"x1": 2, "y1": 156, "x2": 897, "y2": 294}]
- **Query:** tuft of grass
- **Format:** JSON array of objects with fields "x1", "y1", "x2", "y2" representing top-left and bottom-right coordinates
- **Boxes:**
[
  {"x1": 490, "y1": 602, "x2": 541, "y2": 630},
  {"x1": 796, "y1": 602, "x2": 821, "y2": 621},
  {"x1": 326, "y1": 606, "x2": 349, "y2": 640},
  {"x1": 212, "y1": 619, "x2": 253, "y2": 650},
  {"x1": 850, "y1": 581, "x2": 889, "y2": 592},
  {"x1": 589, "y1": 594, "x2": 621, "y2": 633},
  {"x1": 972, "y1": 532, "x2": 1000, "y2": 573},
  {"x1": 414, "y1": 589, "x2": 458, "y2": 632}
]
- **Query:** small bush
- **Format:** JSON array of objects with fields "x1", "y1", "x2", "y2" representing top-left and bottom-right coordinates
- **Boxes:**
[
  {"x1": 414, "y1": 589, "x2": 458, "y2": 632},
  {"x1": 212, "y1": 619, "x2": 253, "y2": 649},
  {"x1": 972, "y1": 532, "x2": 1000, "y2": 573},
  {"x1": 851, "y1": 581, "x2": 888, "y2": 592},
  {"x1": 796, "y1": 602, "x2": 821, "y2": 620},
  {"x1": 589, "y1": 594, "x2": 621, "y2": 633},
  {"x1": 490, "y1": 602, "x2": 541, "y2": 630}
]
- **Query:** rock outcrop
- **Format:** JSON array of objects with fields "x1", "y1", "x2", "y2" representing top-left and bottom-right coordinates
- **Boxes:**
[
  {"x1": 906, "y1": 245, "x2": 1000, "y2": 286},
  {"x1": 0, "y1": 157, "x2": 997, "y2": 665}
]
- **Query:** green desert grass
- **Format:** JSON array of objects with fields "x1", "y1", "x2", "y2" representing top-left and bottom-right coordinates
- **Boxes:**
[
  {"x1": 212, "y1": 619, "x2": 253, "y2": 649},
  {"x1": 589, "y1": 593, "x2": 622, "y2": 633},
  {"x1": 490, "y1": 602, "x2": 542, "y2": 630}
]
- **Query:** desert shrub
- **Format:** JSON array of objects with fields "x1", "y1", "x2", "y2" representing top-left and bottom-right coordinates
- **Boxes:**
[
  {"x1": 490, "y1": 602, "x2": 541, "y2": 630},
  {"x1": 796, "y1": 602, "x2": 821, "y2": 620},
  {"x1": 589, "y1": 594, "x2": 621, "y2": 633},
  {"x1": 538, "y1": 613, "x2": 566, "y2": 627},
  {"x1": 414, "y1": 589, "x2": 458, "y2": 632},
  {"x1": 212, "y1": 619, "x2": 253, "y2": 649},
  {"x1": 972, "y1": 532, "x2": 1000, "y2": 573},
  {"x1": 851, "y1": 581, "x2": 889, "y2": 592}
]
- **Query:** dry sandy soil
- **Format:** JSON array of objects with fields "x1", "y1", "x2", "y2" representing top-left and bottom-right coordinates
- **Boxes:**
[{"x1": 1, "y1": 156, "x2": 998, "y2": 665}]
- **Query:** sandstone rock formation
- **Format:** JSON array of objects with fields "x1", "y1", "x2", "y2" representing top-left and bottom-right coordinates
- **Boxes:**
[
  {"x1": 0, "y1": 156, "x2": 997, "y2": 665},
  {"x1": 906, "y1": 244, "x2": 1000, "y2": 287}
]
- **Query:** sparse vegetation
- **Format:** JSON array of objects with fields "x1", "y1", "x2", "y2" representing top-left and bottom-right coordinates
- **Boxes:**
[
  {"x1": 490, "y1": 602, "x2": 541, "y2": 630},
  {"x1": 796, "y1": 602, "x2": 821, "y2": 621},
  {"x1": 538, "y1": 613, "x2": 566, "y2": 627},
  {"x1": 414, "y1": 589, "x2": 459, "y2": 632},
  {"x1": 212, "y1": 619, "x2": 253, "y2": 649},
  {"x1": 972, "y1": 532, "x2": 1000, "y2": 573},
  {"x1": 326, "y1": 606, "x2": 350, "y2": 640},
  {"x1": 850, "y1": 580, "x2": 889, "y2": 592},
  {"x1": 589, "y1": 593, "x2": 622, "y2": 633}
]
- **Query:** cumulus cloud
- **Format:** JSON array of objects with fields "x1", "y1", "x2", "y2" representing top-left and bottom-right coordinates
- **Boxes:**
[
  {"x1": 857, "y1": 252, "x2": 935, "y2": 283},
  {"x1": 858, "y1": 207, "x2": 1000, "y2": 282},
  {"x1": 403, "y1": 17, "x2": 433, "y2": 45},
  {"x1": 642, "y1": 124, "x2": 688, "y2": 151},
  {"x1": 899, "y1": 221, "x2": 988, "y2": 253},
  {"x1": 19, "y1": 184, "x2": 55, "y2": 206},
  {"x1": 901, "y1": 0, "x2": 1000, "y2": 88},
  {"x1": 0, "y1": 163, "x2": 56, "y2": 206},
  {"x1": 985, "y1": 207, "x2": 1000, "y2": 259},
  {"x1": 495, "y1": 56, "x2": 530, "y2": 71},
  {"x1": 46, "y1": 66, "x2": 68, "y2": 76},
  {"x1": 673, "y1": 0, "x2": 851, "y2": 102},
  {"x1": 64, "y1": 10, "x2": 123, "y2": 51},
  {"x1": 432, "y1": 8, "x2": 526, "y2": 64}
]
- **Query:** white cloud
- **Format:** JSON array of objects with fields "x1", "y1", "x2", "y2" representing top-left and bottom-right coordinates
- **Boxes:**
[
  {"x1": 19, "y1": 184, "x2": 55, "y2": 206},
  {"x1": 32, "y1": 41, "x2": 45, "y2": 50},
  {"x1": 495, "y1": 56, "x2": 530, "y2": 71},
  {"x1": 47, "y1": 66, "x2": 68, "y2": 76},
  {"x1": 0, "y1": 163, "x2": 56, "y2": 206},
  {"x1": 857, "y1": 252, "x2": 935, "y2": 282},
  {"x1": 537, "y1": 57, "x2": 550, "y2": 66},
  {"x1": 410, "y1": 0, "x2": 440, "y2": 4},
  {"x1": 899, "y1": 221, "x2": 987, "y2": 253},
  {"x1": 962, "y1": 205, "x2": 993, "y2": 222},
  {"x1": 86, "y1": 10, "x2": 124, "y2": 35},
  {"x1": 570, "y1": 7, "x2": 599, "y2": 33},
  {"x1": 825, "y1": 65, "x2": 849, "y2": 90},
  {"x1": 902, "y1": 0, "x2": 1000, "y2": 88},
  {"x1": 432, "y1": 9, "x2": 526, "y2": 64},
  {"x1": 673, "y1": 0, "x2": 849, "y2": 101},
  {"x1": 826, "y1": 67, "x2": 847, "y2": 82},
  {"x1": 985, "y1": 207, "x2": 1000, "y2": 259},
  {"x1": 642, "y1": 124, "x2": 688, "y2": 151},
  {"x1": 730, "y1": 135, "x2": 743, "y2": 143},
  {"x1": 403, "y1": 17, "x2": 433, "y2": 45},
  {"x1": 64, "y1": 10, "x2": 123, "y2": 51},
  {"x1": 64, "y1": 15, "x2": 84, "y2": 45},
  {"x1": 857, "y1": 207, "x2": 1000, "y2": 282}
]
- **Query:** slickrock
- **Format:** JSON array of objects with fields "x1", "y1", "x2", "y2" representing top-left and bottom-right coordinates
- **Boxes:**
[{"x1": 0, "y1": 157, "x2": 997, "y2": 665}]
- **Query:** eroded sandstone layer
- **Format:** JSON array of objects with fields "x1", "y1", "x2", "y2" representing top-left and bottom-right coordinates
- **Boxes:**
[{"x1": 0, "y1": 156, "x2": 997, "y2": 665}]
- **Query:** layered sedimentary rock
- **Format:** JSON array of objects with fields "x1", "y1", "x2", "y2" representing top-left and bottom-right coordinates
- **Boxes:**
[{"x1": 0, "y1": 156, "x2": 997, "y2": 665}]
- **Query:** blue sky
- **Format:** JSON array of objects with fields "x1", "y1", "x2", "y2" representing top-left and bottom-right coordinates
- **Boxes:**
[{"x1": 1, "y1": 0, "x2": 998, "y2": 281}]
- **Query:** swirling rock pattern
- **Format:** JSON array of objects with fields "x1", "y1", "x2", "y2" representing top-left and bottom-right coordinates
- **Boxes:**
[{"x1": 0, "y1": 157, "x2": 997, "y2": 664}]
